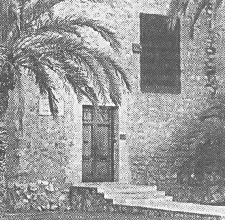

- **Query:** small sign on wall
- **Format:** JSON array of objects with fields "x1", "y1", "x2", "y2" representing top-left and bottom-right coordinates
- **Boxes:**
[
  {"x1": 39, "y1": 96, "x2": 64, "y2": 116},
  {"x1": 120, "y1": 134, "x2": 126, "y2": 140},
  {"x1": 132, "y1": 43, "x2": 142, "y2": 54}
]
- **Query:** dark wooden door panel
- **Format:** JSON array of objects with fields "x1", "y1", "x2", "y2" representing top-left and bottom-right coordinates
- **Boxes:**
[
  {"x1": 96, "y1": 125, "x2": 110, "y2": 156},
  {"x1": 82, "y1": 160, "x2": 92, "y2": 182},
  {"x1": 94, "y1": 161, "x2": 111, "y2": 182},
  {"x1": 82, "y1": 106, "x2": 116, "y2": 182},
  {"x1": 83, "y1": 125, "x2": 92, "y2": 157}
]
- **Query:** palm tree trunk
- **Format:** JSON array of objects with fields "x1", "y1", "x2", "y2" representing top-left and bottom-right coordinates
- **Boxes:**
[
  {"x1": 0, "y1": 86, "x2": 23, "y2": 212},
  {"x1": 0, "y1": 92, "x2": 9, "y2": 212}
]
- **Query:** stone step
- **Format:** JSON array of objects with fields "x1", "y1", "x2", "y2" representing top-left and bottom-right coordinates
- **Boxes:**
[
  {"x1": 104, "y1": 191, "x2": 166, "y2": 199},
  {"x1": 113, "y1": 196, "x2": 173, "y2": 204},
  {"x1": 70, "y1": 183, "x2": 225, "y2": 218},
  {"x1": 97, "y1": 185, "x2": 157, "y2": 193}
]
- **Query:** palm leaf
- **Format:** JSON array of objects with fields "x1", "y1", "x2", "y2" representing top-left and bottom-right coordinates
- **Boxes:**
[
  {"x1": 0, "y1": 91, "x2": 9, "y2": 116},
  {"x1": 65, "y1": 48, "x2": 109, "y2": 102},
  {"x1": 84, "y1": 48, "x2": 131, "y2": 91},
  {"x1": 53, "y1": 43, "x2": 128, "y2": 105},
  {"x1": 36, "y1": 17, "x2": 82, "y2": 37},
  {"x1": 54, "y1": 46, "x2": 108, "y2": 102},
  {"x1": 168, "y1": 0, "x2": 224, "y2": 36},
  {"x1": 69, "y1": 17, "x2": 121, "y2": 51},
  {"x1": 84, "y1": 50, "x2": 123, "y2": 105},
  {"x1": 0, "y1": 0, "x2": 130, "y2": 114},
  {"x1": 0, "y1": 0, "x2": 18, "y2": 44},
  {"x1": 103, "y1": 57, "x2": 131, "y2": 92},
  {"x1": 190, "y1": 0, "x2": 209, "y2": 38},
  {"x1": 23, "y1": 0, "x2": 64, "y2": 23},
  {"x1": 22, "y1": 58, "x2": 59, "y2": 116},
  {"x1": 105, "y1": 69, "x2": 121, "y2": 106},
  {"x1": 215, "y1": 0, "x2": 224, "y2": 11},
  {"x1": 47, "y1": 87, "x2": 59, "y2": 117},
  {"x1": 167, "y1": 0, "x2": 190, "y2": 30},
  {"x1": 65, "y1": 73, "x2": 99, "y2": 106}
]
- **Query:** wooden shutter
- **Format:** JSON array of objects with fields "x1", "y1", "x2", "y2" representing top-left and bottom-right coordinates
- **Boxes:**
[{"x1": 140, "y1": 13, "x2": 180, "y2": 94}]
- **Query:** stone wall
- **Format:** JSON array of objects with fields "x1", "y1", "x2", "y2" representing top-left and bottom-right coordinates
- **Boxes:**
[
  {"x1": 124, "y1": 0, "x2": 225, "y2": 189},
  {"x1": 13, "y1": 0, "x2": 134, "y2": 186},
  {"x1": 10, "y1": 0, "x2": 225, "y2": 190},
  {"x1": 17, "y1": 71, "x2": 83, "y2": 187}
]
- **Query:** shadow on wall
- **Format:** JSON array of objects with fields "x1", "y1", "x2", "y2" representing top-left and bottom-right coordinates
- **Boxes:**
[{"x1": 166, "y1": 93, "x2": 225, "y2": 204}]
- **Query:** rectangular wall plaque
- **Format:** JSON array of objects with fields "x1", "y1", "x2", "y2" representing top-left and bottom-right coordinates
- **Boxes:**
[
  {"x1": 132, "y1": 43, "x2": 142, "y2": 54},
  {"x1": 39, "y1": 96, "x2": 64, "y2": 116},
  {"x1": 120, "y1": 134, "x2": 126, "y2": 140}
]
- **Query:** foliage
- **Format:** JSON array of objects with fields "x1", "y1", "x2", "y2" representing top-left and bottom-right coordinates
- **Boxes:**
[
  {"x1": 0, "y1": 0, "x2": 130, "y2": 212},
  {"x1": 6, "y1": 180, "x2": 70, "y2": 212},
  {"x1": 168, "y1": 94, "x2": 225, "y2": 186},
  {"x1": 0, "y1": 0, "x2": 131, "y2": 117},
  {"x1": 167, "y1": 0, "x2": 223, "y2": 96},
  {"x1": 168, "y1": 0, "x2": 224, "y2": 34}
]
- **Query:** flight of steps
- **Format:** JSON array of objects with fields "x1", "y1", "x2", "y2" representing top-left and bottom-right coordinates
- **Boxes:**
[
  {"x1": 96, "y1": 183, "x2": 173, "y2": 203},
  {"x1": 70, "y1": 182, "x2": 225, "y2": 219}
]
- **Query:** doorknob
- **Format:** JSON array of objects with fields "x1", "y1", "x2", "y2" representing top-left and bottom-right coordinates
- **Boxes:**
[{"x1": 100, "y1": 157, "x2": 107, "y2": 161}]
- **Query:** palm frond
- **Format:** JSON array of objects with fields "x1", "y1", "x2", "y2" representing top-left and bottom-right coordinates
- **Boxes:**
[
  {"x1": 190, "y1": 0, "x2": 209, "y2": 38},
  {"x1": 0, "y1": 91, "x2": 9, "y2": 116},
  {"x1": 47, "y1": 87, "x2": 58, "y2": 117},
  {"x1": 104, "y1": 56, "x2": 131, "y2": 92},
  {"x1": 0, "y1": 0, "x2": 130, "y2": 113},
  {"x1": 83, "y1": 48, "x2": 131, "y2": 91},
  {"x1": 87, "y1": 0, "x2": 112, "y2": 2},
  {"x1": 105, "y1": 68, "x2": 121, "y2": 106},
  {"x1": 86, "y1": 0, "x2": 115, "y2": 7},
  {"x1": 23, "y1": 0, "x2": 64, "y2": 23},
  {"x1": 0, "y1": 0, "x2": 18, "y2": 44},
  {"x1": 68, "y1": 17, "x2": 121, "y2": 52},
  {"x1": 20, "y1": 50, "x2": 53, "y2": 92},
  {"x1": 82, "y1": 49, "x2": 123, "y2": 105},
  {"x1": 215, "y1": 0, "x2": 224, "y2": 11},
  {"x1": 168, "y1": 0, "x2": 224, "y2": 36},
  {"x1": 22, "y1": 57, "x2": 59, "y2": 116},
  {"x1": 36, "y1": 17, "x2": 82, "y2": 37},
  {"x1": 49, "y1": 41, "x2": 129, "y2": 105},
  {"x1": 66, "y1": 49, "x2": 109, "y2": 102},
  {"x1": 53, "y1": 46, "x2": 108, "y2": 103},
  {"x1": 167, "y1": 0, "x2": 190, "y2": 30},
  {"x1": 65, "y1": 73, "x2": 99, "y2": 107}
]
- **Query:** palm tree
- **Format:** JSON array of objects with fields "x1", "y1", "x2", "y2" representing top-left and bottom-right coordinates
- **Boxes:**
[
  {"x1": 168, "y1": 0, "x2": 223, "y2": 31},
  {"x1": 0, "y1": 0, "x2": 130, "y2": 210},
  {"x1": 168, "y1": 0, "x2": 224, "y2": 97}
]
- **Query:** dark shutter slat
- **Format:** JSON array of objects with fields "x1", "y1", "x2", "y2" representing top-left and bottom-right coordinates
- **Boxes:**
[{"x1": 140, "y1": 13, "x2": 180, "y2": 94}]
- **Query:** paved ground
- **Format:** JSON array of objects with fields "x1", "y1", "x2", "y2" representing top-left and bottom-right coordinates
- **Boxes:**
[
  {"x1": 0, "y1": 211, "x2": 219, "y2": 220},
  {"x1": 0, "y1": 212, "x2": 156, "y2": 220}
]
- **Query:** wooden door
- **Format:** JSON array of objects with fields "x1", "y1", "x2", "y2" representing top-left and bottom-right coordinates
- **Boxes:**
[{"x1": 82, "y1": 106, "x2": 117, "y2": 182}]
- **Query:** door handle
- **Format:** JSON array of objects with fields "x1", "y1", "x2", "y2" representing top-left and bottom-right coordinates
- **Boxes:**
[
  {"x1": 99, "y1": 157, "x2": 107, "y2": 161},
  {"x1": 82, "y1": 156, "x2": 93, "y2": 161},
  {"x1": 83, "y1": 141, "x2": 89, "y2": 144}
]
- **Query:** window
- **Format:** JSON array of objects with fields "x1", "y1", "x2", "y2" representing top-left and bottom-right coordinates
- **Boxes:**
[{"x1": 140, "y1": 13, "x2": 181, "y2": 94}]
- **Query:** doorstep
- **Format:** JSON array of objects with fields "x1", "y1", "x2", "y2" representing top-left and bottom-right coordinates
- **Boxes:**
[{"x1": 70, "y1": 182, "x2": 224, "y2": 219}]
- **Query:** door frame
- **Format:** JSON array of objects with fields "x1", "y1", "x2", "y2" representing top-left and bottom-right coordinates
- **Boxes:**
[{"x1": 82, "y1": 105, "x2": 119, "y2": 182}]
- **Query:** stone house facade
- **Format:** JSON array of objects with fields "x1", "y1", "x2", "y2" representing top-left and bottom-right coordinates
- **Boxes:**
[{"x1": 6, "y1": 0, "x2": 225, "y2": 191}]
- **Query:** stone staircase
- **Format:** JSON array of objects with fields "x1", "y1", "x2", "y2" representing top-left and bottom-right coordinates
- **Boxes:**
[
  {"x1": 70, "y1": 182, "x2": 225, "y2": 219},
  {"x1": 96, "y1": 183, "x2": 173, "y2": 202}
]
